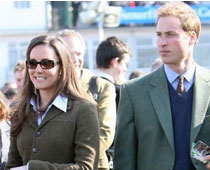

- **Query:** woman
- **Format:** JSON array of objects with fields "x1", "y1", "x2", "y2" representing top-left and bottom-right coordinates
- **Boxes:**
[
  {"x1": 5, "y1": 35, "x2": 99, "y2": 170},
  {"x1": 0, "y1": 91, "x2": 10, "y2": 169}
]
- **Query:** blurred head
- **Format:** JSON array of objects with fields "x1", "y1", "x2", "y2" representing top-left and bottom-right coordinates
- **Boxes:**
[
  {"x1": 151, "y1": 58, "x2": 163, "y2": 72},
  {"x1": 14, "y1": 60, "x2": 26, "y2": 89},
  {"x1": 96, "y1": 36, "x2": 131, "y2": 84},
  {"x1": 58, "y1": 29, "x2": 86, "y2": 75},
  {"x1": 129, "y1": 71, "x2": 145, "y2": 80},
  {"x1": 1, "y1": 82, "x2": 17, "y2": 105}
]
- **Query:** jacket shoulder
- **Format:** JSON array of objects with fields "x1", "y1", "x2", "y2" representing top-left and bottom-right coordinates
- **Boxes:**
[
  {"x1": 196, "y1": 65, "x2": 210, "y2": 81},
  {"x1": 80, "y1": 69, "x2": 93, "y2": 82}
]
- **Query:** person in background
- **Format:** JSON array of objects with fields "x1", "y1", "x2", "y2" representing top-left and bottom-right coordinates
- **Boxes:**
[
  {"x1": 96, "y1": 36, "x2": 131, "y2": 108},
  {"x1": 59, "y1": 29, "x2": 116, "y2": 170},
  {"x1": 0, "y1": 91, "x2": 10, "y2": 170},
  {"x1": 129, "y1": 70, "x2": 145, "y2": 80},
  {"x1": 14, "y1": 60, "x2": 26, "y2": 89},
  {"x1": 1, "y1": 82, "x2": 17, "y2": 106},
  {"x1": 151, "y1": 57, "x2": 163, "y2": 72},
  {"x1": 5, "y1": 35, "x2": 99, "y2": 170},
  {"x1": 114, "y1": 2, "x2": 210, "y2": 170}
]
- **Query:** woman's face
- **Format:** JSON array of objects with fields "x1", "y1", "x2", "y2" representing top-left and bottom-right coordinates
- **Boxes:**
[{"x1": 28, "y1": 44, "x2": 61, "y2": 96}]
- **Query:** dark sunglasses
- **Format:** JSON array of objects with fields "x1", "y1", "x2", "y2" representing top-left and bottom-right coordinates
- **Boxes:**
[{"x1": 26, "y1": 59, "x2": 61, "y2": 69}]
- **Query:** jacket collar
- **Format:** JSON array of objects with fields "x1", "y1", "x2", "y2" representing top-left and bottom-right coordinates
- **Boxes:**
[{"x1": 149, "y1": 66, "x2": 174, "y2": 151}]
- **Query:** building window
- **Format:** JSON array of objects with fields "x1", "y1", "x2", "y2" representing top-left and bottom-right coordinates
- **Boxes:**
[
  {"x1": 8, "y1": 42, "x2": 28, "y2": 74},
  {"x1": 14, "y1": 1, "x2": 30, "y2": 8},
  {"x1": 20, "y1": 42, "x2": 28, "y2": 59},
  {"x1": 8, "y1": 43, "x2": 18, "y2": 70}
]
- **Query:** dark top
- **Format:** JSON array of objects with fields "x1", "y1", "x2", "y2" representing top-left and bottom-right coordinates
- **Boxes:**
[{"x1": 168, "y1": 82, "x2": 195, "y2": 170}]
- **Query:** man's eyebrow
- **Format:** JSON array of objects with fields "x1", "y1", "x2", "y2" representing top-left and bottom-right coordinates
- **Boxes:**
[{"x1": 156, "y1": 31, "x2": 176, "y2": 34}]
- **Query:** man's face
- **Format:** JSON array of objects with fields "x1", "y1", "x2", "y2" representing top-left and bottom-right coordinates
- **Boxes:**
[
  {"x1": 62, "y1": 36, "x2": 84, "y2": 74},
  {"x1": 114, "y1": 54, "x2": 130, "y2": 85},
  {"x1": 156, "y1": 16, "x2": 192, "y2": 68},
  {"x1": 15, "y1": 70, "x2": 25, "y2": 88}
]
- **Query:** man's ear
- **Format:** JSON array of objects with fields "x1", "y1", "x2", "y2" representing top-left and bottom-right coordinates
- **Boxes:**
[
  {"x1": 189, "y1": 31, "x2": 197, "y2": 46},
  {"x1": 110, "y1": 57, "x2": 119, "y2": 67}
]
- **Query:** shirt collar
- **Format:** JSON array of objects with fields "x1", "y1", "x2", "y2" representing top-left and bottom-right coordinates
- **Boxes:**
[
  {"x1": 30, "y1": 94, "x2": 68, "y2": 113},
  {"x1": 164, "y1": 63, "x2": 195, "y2": 84},
  {"x1": 96, "y1": 71, "x2": 115, "y2": 83}
]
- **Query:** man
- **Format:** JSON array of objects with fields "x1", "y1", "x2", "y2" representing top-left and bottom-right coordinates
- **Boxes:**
[
  {"x1": 114, "y1": 2, "x2": 210, "y2": 170},
  {"x1": 14, "y1": 60, "x2": 26, "y2": 89},
  {"x1": 96, "y1": 36, "x2": 131, "y2": 107},
  {"x1": 59, "y1": 30, "x2": 116, "y2": 170}
]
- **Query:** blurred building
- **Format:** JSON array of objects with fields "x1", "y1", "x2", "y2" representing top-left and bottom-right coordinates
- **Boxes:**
[
  {"x1": 1, "y1": 1, "x2": 210, "y2": 87},
  {"x1": 0, "y1": 1, "x2": 50, "y2": 87}
]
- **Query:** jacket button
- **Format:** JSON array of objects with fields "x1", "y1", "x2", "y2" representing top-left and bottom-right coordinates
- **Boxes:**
[
  {"x1": 35, "y1": 131, "x2": 41, "y2": 137},
  {"x1": 32, "y1": 147, "x2": 38, "y2": 153}
]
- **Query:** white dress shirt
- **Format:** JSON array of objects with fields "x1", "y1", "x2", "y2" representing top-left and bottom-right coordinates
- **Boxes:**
[
  {"x1": 164, "y1": 63, "x2": 195, "y2": 92},
  {"x1": 30, "y1": 94, "x2": 68, "y2": 125}
]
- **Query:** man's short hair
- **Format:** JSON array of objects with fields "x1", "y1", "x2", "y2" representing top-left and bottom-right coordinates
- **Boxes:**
[
  {"x1": 157, "y1": 2, "x2": 201, "y2": 40},
  {"x1": 58, "y1": 29, "x2": 86, "y2": 55},
  {"x1": 96, "y1": 36, "x2": 131, "y2": 69}
]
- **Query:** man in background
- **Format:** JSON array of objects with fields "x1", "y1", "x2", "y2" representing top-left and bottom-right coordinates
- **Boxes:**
[
  {"x1": 96, "y1": 36, "x2": 131, "y2": 108},
  {"x1": 14, "y1": 60, "x2": 26, "y2": 89},
  {"x1": 59, "y1": 29, "x2": 116, "y2": 170}
]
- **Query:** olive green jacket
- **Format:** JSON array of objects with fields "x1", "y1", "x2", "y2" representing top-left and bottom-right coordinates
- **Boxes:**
[
  {"x1": 6, "y1": 99, "x2": 99, "y2": 170},
  {"x1": 114, "y1": 65, "x2": 210, "y2": 170},
  {"x1": 80, "y1": 69, "x2": 116, "y2": 169}
]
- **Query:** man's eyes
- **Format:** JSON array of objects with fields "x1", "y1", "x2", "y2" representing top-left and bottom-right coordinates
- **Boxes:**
[
  {"x1": 167, "y1": 33, "x2": 176, "y2": 36},
  {"x1": 156, "y1": 32, "x2": 176, "y2": 37},
  {"x1": 156, "y1": 33, "x2": 161, "y2": 37}
]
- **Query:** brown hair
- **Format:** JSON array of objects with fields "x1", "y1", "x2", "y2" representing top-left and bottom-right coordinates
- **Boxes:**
[
  {"x1": 11, "y1": 35, "x2": 93, "y2": 137},
  {"x1": 0, "y1": 91, "x2": 10, "y2": 121},
  {"x1": 96, "y1": 36, "x2": 131, "y2": 69},
  {"x1": 157, "y1": 2, "x2": 201, "y2": 41}
]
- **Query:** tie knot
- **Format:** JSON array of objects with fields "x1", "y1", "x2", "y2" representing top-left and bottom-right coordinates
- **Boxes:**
[
  {"x1": 177, "y1": 75, "x2": 185, "y2": 95},
  {"x1": 178, "y1": 75, "x2": 184, "y2": 82}
]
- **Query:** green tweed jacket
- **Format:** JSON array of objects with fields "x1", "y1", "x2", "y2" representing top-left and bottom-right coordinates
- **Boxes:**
[
  {"x1": 6, "y1": 98, "x2": 99, "y2": 170},
  {"x1": 80, "y1": 69, "x2": 116, "y2": 169},
  {"x1": 114, "y1": 65, "x2": 210, "y2": 170}
]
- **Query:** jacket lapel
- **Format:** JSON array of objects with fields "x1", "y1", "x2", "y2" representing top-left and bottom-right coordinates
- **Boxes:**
[
  {"x1": 149, "y1": 67, "x2": 174, "y2": 152},
  {"x1": 27, "y1": 108, "x2": 38, "y2": 129},
  {"x1": 191, "y1": 66, "x2": 210, "y2": 143},
  {"x1": 38, "y1": 99, "x2": 73, "y2": 129}
]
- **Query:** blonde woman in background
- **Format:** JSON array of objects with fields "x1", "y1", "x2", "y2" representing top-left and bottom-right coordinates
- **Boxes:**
[{"x1": 0, "y1": 91, "x2": 10, "y2": 170}]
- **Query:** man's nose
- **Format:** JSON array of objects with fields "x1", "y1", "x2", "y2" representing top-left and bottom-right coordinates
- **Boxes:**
[{"x1": 158, "y1": 36, "x2": 167, "y2": 46}]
